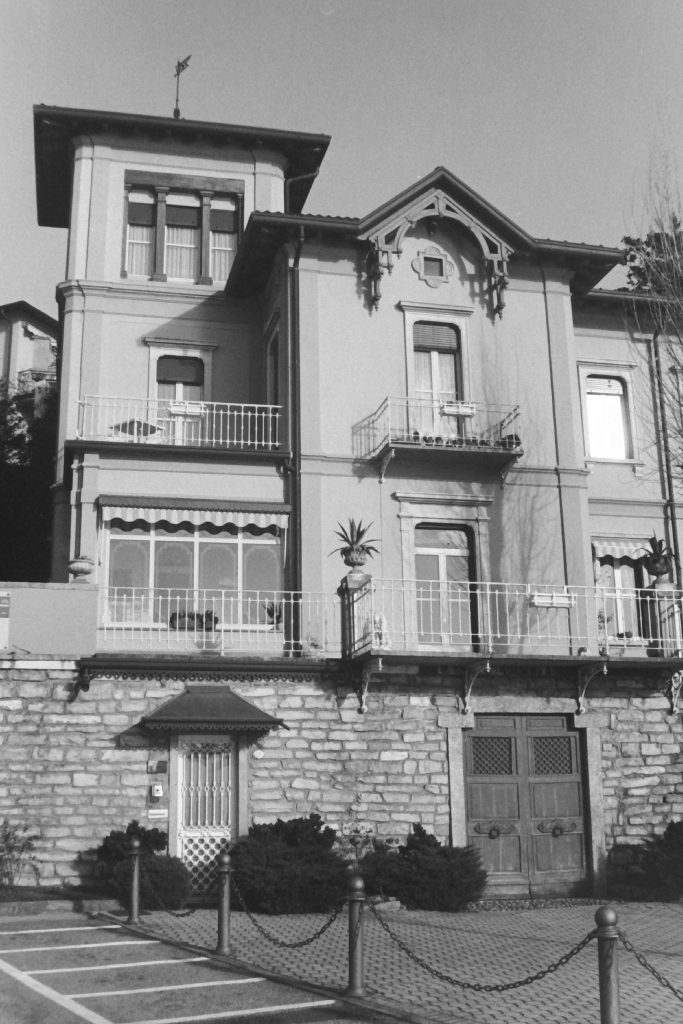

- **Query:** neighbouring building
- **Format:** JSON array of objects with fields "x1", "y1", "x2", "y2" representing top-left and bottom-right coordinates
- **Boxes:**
[
  {"x1": 0, "y1": 300, "x2": 58, "y2": 421},
  {"x1": 1, "y1": 103, "x2": 682, "y2": 897}
]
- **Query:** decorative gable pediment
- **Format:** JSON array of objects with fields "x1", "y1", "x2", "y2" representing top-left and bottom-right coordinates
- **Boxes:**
[{"x1": 359, "y1": 179, "x2": 519, "y2": 316}]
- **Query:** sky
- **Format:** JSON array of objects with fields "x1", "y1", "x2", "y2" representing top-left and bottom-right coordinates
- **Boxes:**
[{"x1": 3, "y1": 0, "x2": 683, "y2": 317}]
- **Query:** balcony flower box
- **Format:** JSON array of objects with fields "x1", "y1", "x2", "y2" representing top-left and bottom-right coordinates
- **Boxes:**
[{"x1": 528, "y1": 591, "x2": 576, "y2": 609}]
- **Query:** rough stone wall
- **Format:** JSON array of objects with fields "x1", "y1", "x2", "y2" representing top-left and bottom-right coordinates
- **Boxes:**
[
  {"x1": 0, "y1": 661, "x2": 172, "y2": 888},
  {"x1": 2, "y1": 660, "x2": 683, "y2": 892},
  {"x1": 241, "y1": 675, "x2": 457, "y2": 841}
]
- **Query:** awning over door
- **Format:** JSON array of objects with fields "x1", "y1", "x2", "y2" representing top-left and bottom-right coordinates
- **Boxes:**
[
  {"x1": 591, "y1": 538, "x2": 648, "y2": 563},
  {"x1": 142, "y1": 686, "x2": 286, "y2": 733}
]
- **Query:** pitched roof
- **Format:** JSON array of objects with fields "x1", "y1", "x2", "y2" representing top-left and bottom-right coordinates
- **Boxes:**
[{"x1": 33, "y1": 105, "x2": 331, "y2": 226}]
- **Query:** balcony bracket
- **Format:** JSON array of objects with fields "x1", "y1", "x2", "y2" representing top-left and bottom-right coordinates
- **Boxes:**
[
  {"x1": 462, "y1": 659, "x2": 490, "y2": 714},
  {"x1": 661, "y1": 670, "x2": 683, "y2": 715},
  {"x1": 70, "y1": 666, "x2": 93, "y2": 702},
  {"x1": 576, "y1": 662, "x2": 608, "y2": 715},
  {"x1": 355, "y1": 657, "x2": 383, "y2": 714},
  {"x1": 378, "y1": 448, "x2": 395, "y2": 482}
]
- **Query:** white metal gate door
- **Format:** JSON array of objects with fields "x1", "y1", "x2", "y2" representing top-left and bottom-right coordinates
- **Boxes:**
[{"x1": 175, "y1": 735, "x2": 235, "y2": 892}]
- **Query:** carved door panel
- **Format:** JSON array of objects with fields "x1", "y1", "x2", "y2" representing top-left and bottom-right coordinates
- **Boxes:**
[{"x1": 465, "y1": 715, "x2": 588, "y2": 896}]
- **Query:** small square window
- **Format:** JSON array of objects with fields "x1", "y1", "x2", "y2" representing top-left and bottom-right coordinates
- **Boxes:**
[{"x1": 423, "y1": 256, "x2": 444, "y2": 277}]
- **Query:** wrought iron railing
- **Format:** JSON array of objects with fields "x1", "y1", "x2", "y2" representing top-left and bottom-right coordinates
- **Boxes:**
[
  {"x1": 342, "y1": 579, "x2": 683, "y2": 659},
  {"x1": 77, "y1": 396, "x2": 281, "y2": 450},
  {"x1": 353, "y1": 397, "x2": 521, "y2": 459},
  {"x1": 99, "y1": 587, "x2": 340, "y2": 656}
]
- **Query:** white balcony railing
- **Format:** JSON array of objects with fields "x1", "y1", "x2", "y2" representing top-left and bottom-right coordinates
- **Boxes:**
[
  {"x1": 78, "y1": 396, "x2": 281, "y2": 450},
  {"x1": 99, "y1": 588, "x2": 340, "y2": 657},
  {"x1": 342, "y1": 579, "x2": 683, "y2": 659},
  {"x1": 353, "y1": 397, "x2": 521, "y2": 460}
]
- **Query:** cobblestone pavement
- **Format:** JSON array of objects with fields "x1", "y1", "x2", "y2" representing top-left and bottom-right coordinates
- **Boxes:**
[{"x1": 114, "y1": 901, "x2": 683, "y2": 1024}]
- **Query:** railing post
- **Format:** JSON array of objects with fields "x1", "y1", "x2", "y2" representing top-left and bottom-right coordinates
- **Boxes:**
[
  {"x1": 216, "y1": 850, "x2": 231, "y2": 955},
  {"x1": 127, "y1": 837, "x2": 141, "y2": 925},
  {"x1": 345, "y1": 869, "x2": 365, "y2": 998},
  {"x1": 595, "y1": 906, "x2": 620, "y2": 1024}
]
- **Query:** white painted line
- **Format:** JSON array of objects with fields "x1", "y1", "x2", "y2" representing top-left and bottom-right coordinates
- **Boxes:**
[
  {"x1": 31, "y1": 956, "x2": 209, "y2": 975},
  {"x1": 75, "y1": 977, "x2": 264, "y2": 998},
  {"x1": 0, "y1": 955, "x2": 112, "y2": 1024},
  {"x1": 124, "y1": 1002, "x2": 336, "y2": 1024},
  {"x1": 0, "y1": 939, "x2": 158, "y2": 953},
  {"x1": 0, "y1": 925, "x2": 122, "y2": 936}
]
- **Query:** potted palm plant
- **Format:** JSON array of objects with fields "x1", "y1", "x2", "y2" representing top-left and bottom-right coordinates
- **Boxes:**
[
  {"x1": 331, "y1": 518, "x2": 379, "y2": 570},
  {"x1": 641, "y1": 535, "x2": 673, "y2": 584}
]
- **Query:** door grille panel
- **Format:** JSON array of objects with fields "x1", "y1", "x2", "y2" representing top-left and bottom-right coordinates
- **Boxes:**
[
  {"x1": 532, "y1": 735, "x2": 572, "y2": 776},
  {"x1": 471, "y1": 735, "x2": 514, "y2": 775}
]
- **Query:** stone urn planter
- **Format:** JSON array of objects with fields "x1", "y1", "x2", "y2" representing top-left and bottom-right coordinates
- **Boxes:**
[{"x1": 68, "y1": 555, "x2": 95, "y2": 583}]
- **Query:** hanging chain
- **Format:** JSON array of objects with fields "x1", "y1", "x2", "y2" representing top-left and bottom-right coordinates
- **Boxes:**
[
  {"x1": 366, "y1": 902, "x2": 596, "y2": 992},
  {"x1": 137, "y1": 857, "x2": 198, "y2": 918},
  {"x1": 618, "y1": 930, "x2": 683, "y2": 1004},
  {"x1": 231, "y1": 874, "x2": 343, "y2": 948}
]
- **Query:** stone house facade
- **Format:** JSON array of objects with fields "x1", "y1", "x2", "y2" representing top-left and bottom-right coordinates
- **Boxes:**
[{"x1": 1, "y1": 104, "x2": 682, "y2": 896}]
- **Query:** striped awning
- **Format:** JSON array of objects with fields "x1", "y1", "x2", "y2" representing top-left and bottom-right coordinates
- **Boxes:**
[
  {"x1": 100, "y1": 500, "x2": 288, "y2": 530},
  {"x1": 592, "y1": 537, "x2": 648, "y2": 562}
]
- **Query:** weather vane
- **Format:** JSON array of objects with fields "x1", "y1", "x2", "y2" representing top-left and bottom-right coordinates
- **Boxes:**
[{"x1": 173, "y1": 55, "x2": 191, "y2": 119}]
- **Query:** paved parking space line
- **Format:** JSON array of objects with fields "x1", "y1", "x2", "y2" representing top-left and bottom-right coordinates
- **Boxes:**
[
  {"x1": 0, "y1": 925, "x2": 122, "y2": 936},
  {"x1": 130, "y1": 1001, "x2": 337, "y2": 1024},
  {"x1": 0, "y1": 939, "x2": 158, "y2": 953},
  {"x1": 75, "y1": 978, "x2": 265, "y2": 998},
  {"x1": 30, "y1": 956, "x2": 209, "y2": 975},
  {"x1": 0, "y1": 955, "x2": 112, "y2": 1024}
]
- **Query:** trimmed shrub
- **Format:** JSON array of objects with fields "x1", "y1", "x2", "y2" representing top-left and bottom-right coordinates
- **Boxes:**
[
  {"x1": 230, "y1": 814, "x2": 347, "y2": 914},
  {"x1": 94, "y1": 820, "x2": 191, "y2": 910},
  {"x1": 247, "y1": 813, "x2": 336, "y2": 850},
  {"x1": 109, "y1": 854, "x2": 192, "y2": 911},
  {"x1": 95, "y1": 820, "x2": 167, "y2": 866},
  {"x1": 361, "y1": 823, "x2": 487, "y2": 911},
  {"x1": 641, "y1": 820, "x2": 683, "y2": 898}
]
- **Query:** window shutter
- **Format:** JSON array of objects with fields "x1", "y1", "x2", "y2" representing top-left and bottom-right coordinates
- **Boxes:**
[
  {"x1": 128, "y1": 202, "x2": 155, "y2": 226},
  {"x1": 166, "y1": 206, "x2": 201, "y2": 228},
  {"x1": 156, "y1": 356, "x2": 204, "y2": 385},
  {"x1": 413, "y1": 321, "x2": 459, "y2": 352},
  {"x1": 210, "y1": 209, "x2": 236, "y2": 232},
  {"x1": 586, "y1": 376, "x2": 624, "y2": 396}
]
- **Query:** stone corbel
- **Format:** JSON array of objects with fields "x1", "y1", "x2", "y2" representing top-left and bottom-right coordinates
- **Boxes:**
[
  {"x1": 576, "y1": 662, "x2": 608, "y2": 715},
  {"x1": 661, "y1": 670, "x2": 683, "y2": 715},
  {"x1": 462, "y1": 659, "x2": 490, "y2": 714},
  {"x1": 70, "y1": 665, "x2": 93, "y2": 702},
  {"x1": 354, "y1": 657, "x2": 383, "y2": 714}
]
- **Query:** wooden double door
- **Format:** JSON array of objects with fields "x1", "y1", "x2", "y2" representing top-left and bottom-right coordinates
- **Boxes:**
[{"x1": 465, "y1": 715, "x2": 589, "y2": 896}]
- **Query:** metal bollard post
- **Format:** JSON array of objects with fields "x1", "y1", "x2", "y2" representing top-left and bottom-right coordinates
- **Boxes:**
[
  {"x1": 595, "y1": 906, "x2": 620, "y2": 1024},
  {"x1": 345, "y1": 869, "x2": 365, "y2": 998},
  {"x1": 216, "y1": 850, "x2": 231, "y2": 955},
  {"x1": 127, "y1": 837, "x2": 141, "y2": 925}
]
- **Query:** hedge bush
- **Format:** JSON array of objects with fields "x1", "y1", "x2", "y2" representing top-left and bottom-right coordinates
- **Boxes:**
[
  {"x1": 640, "y1": 820, "x2": 683, "y2": 898},
  {"x1": 361, "y1": 823, "x2": 487, "y2": 911},
  {"x1": 95, "y1": 820, "x2": 191, "y2": 911},
  {"x1": 230, "y1": 814, "x2": 347, "y2": 914},
  {"x1": 109, "y1": 854, "x2": 193, "y2": 911}
]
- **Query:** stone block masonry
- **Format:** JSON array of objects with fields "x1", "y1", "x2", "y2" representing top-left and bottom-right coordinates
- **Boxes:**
[{"x1": 1, "y1": 658, "x2": 683, "y2": 891}]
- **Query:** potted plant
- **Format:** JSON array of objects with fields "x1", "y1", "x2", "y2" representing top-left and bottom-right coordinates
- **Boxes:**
[
  {"x1": 641, "y1": 535, "x2": 673, "y2": 583},
  {"x1": 331, "y1": 518, "x2": 379, "y2": 569}
]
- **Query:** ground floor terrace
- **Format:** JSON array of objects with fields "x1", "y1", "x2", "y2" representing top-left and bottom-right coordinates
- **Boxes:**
[{"x1": 1, "y1": 650, "x2": 682, "y2": 900}]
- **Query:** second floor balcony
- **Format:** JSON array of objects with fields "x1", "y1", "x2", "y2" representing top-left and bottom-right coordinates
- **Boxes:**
[
  {"x1": 99, "y1": 587, "x2": 340, "y2": 658},
  {"x1": 341, "y1": 578, "x2": 683, "y2": 661},
  {"x1": 77, "y1": 396, "x2": 282, "y2": 451},
  {"x1": 354, "y1": 396, "x2": 522, "y2": 464}
]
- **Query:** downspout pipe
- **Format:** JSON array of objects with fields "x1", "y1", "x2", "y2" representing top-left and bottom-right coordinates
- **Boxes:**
[
  {"x1": 652, "y1": 331, "x2": 681, "y2": 586},
  {"x1": 284, "y1": 170, "x2": 319, "y2": 215},
  {"x1": 538, "y1": 261, "x2": 571, "y2": 587},
  {"x1": 288, "y1": 226, "x2": 305, "y2": 598}
]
